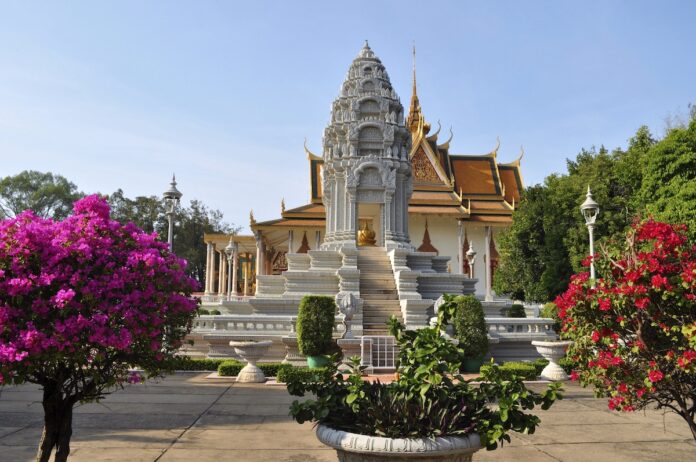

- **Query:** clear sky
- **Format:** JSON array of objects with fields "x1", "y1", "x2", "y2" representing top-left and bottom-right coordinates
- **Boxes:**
[{"x1": 1, "y1": 1, "x2": 694, "y2": 232}]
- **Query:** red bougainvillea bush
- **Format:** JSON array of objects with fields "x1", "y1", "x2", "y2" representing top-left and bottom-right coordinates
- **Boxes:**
[
  {"x1": 0, "y1": 195, "x2": 199, "y2": 462},
  {"x1": 556, "y1": 219, "x2": 696, "y2": 440}
]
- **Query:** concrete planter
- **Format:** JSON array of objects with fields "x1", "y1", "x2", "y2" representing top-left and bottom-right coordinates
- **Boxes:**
[
  {"x1": 532, "y1": 340, "x2": 573, "y2": 381},
  {"x1": 229, "y1": 340, "x2": 273, "y2": 383},
  {"x1": 315, "y1": 424, "x2": 482, "y2": 461}
]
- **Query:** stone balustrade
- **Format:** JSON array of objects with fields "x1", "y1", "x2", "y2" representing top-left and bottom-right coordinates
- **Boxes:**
[{"x1": 485, "y1": 317, "x2": 557, "y2": 340}]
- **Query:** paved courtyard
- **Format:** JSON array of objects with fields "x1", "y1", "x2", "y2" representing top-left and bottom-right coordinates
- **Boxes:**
[{"x1": 0, "y1": 373, "x2": 694, "y2": 462}]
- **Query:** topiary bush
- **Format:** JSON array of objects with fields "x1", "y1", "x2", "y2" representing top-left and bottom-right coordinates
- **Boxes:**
[
  {"x1": 506, "y1": 303, "x2": 527, "y2": 318},
  {"x1": 480, "y1": 362, "x2": 537, "y2": 381},
  {"x1": 217, "y1": 361, "x2": 285, "y2": 377},
  {"x1": 276, "y1": 364, "x2": 331, "y2": 383},
  {"x1": 297, "y1": 295, "x2": 336, "y2": 357},
  {"x1": 170, "y1": 356, "x2": 229, "y2": 371},
  {"x1": 451, "y1": 295, "x2": 489, "y2": 359}
]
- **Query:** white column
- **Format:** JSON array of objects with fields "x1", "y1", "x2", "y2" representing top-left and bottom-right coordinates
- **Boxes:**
[
  {"x1": 458, "y1": 221, "x2": 465, "y2": 275},
  {"x1": 288, "y1": 230, "x2": 294, "y2": 254},
  {"x1": 255, "y1": 232, "x2": 264, "y2": 277},
  {"x1": 231, "y1": 245, "x2": 239, "y2": 296},
  {"x1": 485, "y1": 226, "x2": 493, "y2": 301},
  {"x1": 204, "y1": 242, "x2": 213, "y2": 294},
  {"x1": 217, "y1": 251, "x2": 224, "y2": 295}
]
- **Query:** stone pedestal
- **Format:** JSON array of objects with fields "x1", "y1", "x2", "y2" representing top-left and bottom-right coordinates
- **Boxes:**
[
  {"x1": 281, "y1": 336, "x2": 306, "y2": 366},
  {"x1": 230, "y1": 340, "x2": 273, "y2": 383},
  {"x1": 337, "y1": 339, "x2": 362, "y2": 368},
  {"x1": 532, "y1": 340, "x2": 573, "y2": 381}
]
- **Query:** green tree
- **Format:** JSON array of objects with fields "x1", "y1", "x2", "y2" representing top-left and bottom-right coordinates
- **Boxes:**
[
  {"x1": 640, "y1": 120, "x2": 696, "y2": 237},
  {"x1": 108, "y1": 189, "x2": 167, "y2": 234},
  {"x1": 0, "y1": 171, "x2": 83, "y2": 220}
]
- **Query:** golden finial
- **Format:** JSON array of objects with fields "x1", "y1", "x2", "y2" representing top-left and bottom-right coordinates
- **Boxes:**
[
  {"x1": 281, "y1": 198, "x2": 286, "y2": 213},
  {"x1": 517, "y1": 145, "x2": 525, "y2": 163},
  {"x1": 304, "y1": 137, "x2": 320, "y2": 160},
  {"x1": 439, "y1": 127, "x2": 454, "y2": 150},
  {"x1": 249, "y1": 209, "x2": 256, "y2": 225},
  {"x1": 494, "y1": 136, "x2": 501, "y2": 154},
  {"x1": 426, "y1": 120, "x2": 441, "y2": 141}
]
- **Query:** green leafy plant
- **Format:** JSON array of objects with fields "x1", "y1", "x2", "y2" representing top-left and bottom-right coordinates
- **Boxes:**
[
  {"x1": 451, "y1": 295, "x2": 489, "y2": 359},
  {"x1": 480, "y1": 362, "x2": 537, "y2": 381},
  {"x1": 296, "y1": 295, "x2": 336, "y2": 357},
  {"x1": 208, "y1": 309, "x2": 221, "y2": 315},
  {"x1": 197, "y1": 308, "x2": 210, "y2": 315},
  {"x1": 506, "y1": 304, "x2": 527, "y2": 318},
  {"x1": 285, "y1": 295, "x2": 562, "y2": 450},
  {"x1": 277, "y1": 365, "x2": 331, "y2": 383}
]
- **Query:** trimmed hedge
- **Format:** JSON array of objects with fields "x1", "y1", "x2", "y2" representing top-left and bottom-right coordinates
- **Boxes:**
[
  {"x1": 276, "y1": 365, "x2": 330, "y2": 383},
  {"x1": 480, "y1": 361, "x2": 538, "y2": 381},
  {"x1": 217, "y1": 361, "x2": 286, "y2": 377},
  {"x1": 452, "y1": 295, "x2": 489, "y2": 359},
  {"x1": 197, "y1": 308, "x2": 210, "y2": 315},
  {"x1": 297, "y1": 295, "x2": 336, "y2": 356},
  {"x1": 532, "y1": 358, "x2": 549, "y2": 375},
  {"x1": 506, "y1": 304, "x2": 527, "y2": 318},
  {"x1": 170, "y1": 356, "x2": 229, "y2": 371},
  {"x1": 209, "y1": 309, "x2": 222, "y2": 315}
]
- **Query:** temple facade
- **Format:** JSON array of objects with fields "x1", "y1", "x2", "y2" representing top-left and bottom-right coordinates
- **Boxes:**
[{"x1": 203, "y1": 42, "x2": 523, "y2": 301}]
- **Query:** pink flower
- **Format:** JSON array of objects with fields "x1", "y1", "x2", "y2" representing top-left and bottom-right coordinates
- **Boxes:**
[
  {"x1": 53, "y1": 289, "x2": 76, "y2": 308},
  {"x1": 648, "y1": 370, "x2": 664, "y2": 383}
]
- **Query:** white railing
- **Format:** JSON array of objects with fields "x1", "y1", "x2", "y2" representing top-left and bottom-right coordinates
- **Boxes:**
[
  {"x1": 485, "y1": 318, "x2": 556, "y2": 337},
  {"x1": 193, "y1": 314, "x2": 345, "y2": 336},
  {"x1": 200, "y1": 294, "x2": 253, "y2": 303}
]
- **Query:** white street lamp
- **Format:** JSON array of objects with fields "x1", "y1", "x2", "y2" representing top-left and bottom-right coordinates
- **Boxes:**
[
  {"x1": 163, "y1": 174, "x2": 182, "y2": 251},
  {"x1": 580, "y1": 185, "x2": 600, "y2": 284},
  {"x1": 224, "y1": 238, "x2": 235, "y2": 300},
  {"x1": 465, "y1": 242, "x2": 477, "y2": 279}
]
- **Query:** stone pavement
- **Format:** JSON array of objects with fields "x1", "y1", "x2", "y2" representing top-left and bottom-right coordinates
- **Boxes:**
[{"x1": 0, "y1": 373, "x2": 694, "y2": 462}]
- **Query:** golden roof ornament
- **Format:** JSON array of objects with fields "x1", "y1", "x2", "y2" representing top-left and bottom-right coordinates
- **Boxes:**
[
  {"x1": 281, "y1": 198, "x2": 286, "y2": 214},
  {"x1": 249, "y1": 209, "x2": 256, "y2": 225}
]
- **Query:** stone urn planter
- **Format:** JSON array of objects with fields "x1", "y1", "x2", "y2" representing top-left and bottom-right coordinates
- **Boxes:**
[
  {"x1": 229, "y1": 340, "x2": 273, "y2": 383},
  {"x1": 532, "y1": 340, "x2": 573, "y2": 381},
  {"x1": 315, "y1": 424, "x2": 482, "y2": 462}
]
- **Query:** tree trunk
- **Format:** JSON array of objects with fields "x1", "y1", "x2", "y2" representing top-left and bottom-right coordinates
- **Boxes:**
[{"x1": 36, "y1": 385, "x2": 74, "y2": 462}]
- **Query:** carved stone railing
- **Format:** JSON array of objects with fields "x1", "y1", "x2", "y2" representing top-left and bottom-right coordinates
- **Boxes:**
[
  {"x1": 193, "y1": 314, "x2": 345, "y2": 336},
  {"x1": 485, "y1": 318, "x2": 557, "y2": 340}
]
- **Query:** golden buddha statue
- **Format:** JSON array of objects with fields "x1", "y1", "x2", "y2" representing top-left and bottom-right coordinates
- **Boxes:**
[{"x1": 357, "y1": 220, "x2": 377, "y2": 246}]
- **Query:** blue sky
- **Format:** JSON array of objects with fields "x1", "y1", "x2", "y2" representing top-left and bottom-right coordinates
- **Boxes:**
[{"x1": 1, "y1": 1, "x2": 694, "y2": 231}]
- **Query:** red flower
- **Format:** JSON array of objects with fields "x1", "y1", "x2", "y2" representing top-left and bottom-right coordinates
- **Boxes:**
[
  {"x1": 598, "y1": 298, "x2": 611, "y2": 311},
  {"x1": 570, "y1": 371, "x2": 579, "y2": 381},
  {"x1": 651, "y1": 275, "x2": 668, "y2": 289},
  {"x1": 617, "y1": 383, "x2": 628, "y2": 393},
  {"x1": 634, "y1": 298, "x2": 650, "y2": 310},
  {"x1": 591, "y1": 330, "x2": 601, "y2": 342},
  {"x1": 648, "y1": 370, "x2": 664, "y2": 383},
  {"x1": 636, "y1": 388, "x2": 646, "y2": 398}
]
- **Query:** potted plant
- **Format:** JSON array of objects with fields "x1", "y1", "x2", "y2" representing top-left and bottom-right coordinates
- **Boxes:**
[
  {"x1": 296, "y1": 295, "x2": 336, "y2": 368},
  {"x1": 451, "y1": 295, "x2": 489, "y2": 372},
  {"x1": 286, "y1": 300, "x2": 562, "y2": 461}
]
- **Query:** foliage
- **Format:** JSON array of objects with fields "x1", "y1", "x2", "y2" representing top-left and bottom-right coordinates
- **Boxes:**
[
  {"x1": 286, "y1": 295, "x2": 562, "y2": 450},
  {"x1": 0, "y1": 195, "x2": 199, "y2": 461},
  {"x1": 197, "y1": 308, "x2": 210, "y2": 315},
  {"x1": 296, "y1": 296, "x2": 336, "y2": 357},
  {"x1": 640, "y1": 120, "x2": 696, "y2": 238},
  {"x1": 451, "y1": 295, "x2": 489, "y2": 359},
  {"x1": 480, "y1": 362, "x2": 537, "y2": 381},
  {"x1": 555, "y1": 220, "x2": 696, "y2": 440},
  {"x1": 532, "y1": 358, "x2": 549, "y2": 375},
  {"x1": 208, "y1": 309, "x2": 221, "y2": 315},
  {"x1": 506, "y1": 304, "x2": 527, "y2": 318},
  {"x1": 276, "y1": 364, "x2": 330, "y2": 383},
  {"x1": 217, "y1": 361, "x2": 285, "y2": 377},
  {"x1": 168, "y1": 356, "x2": 229, "y2": 371},
  {"x1": 0, "y1": 171, "x2": 83, "y2": 220}
]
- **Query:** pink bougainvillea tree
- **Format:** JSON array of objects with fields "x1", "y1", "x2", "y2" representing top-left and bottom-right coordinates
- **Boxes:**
[
  {"x1": 0, "y1": 195, "x2": 199, "y2": 462},
  {"x1": 556, "y1": 219, "x2": 696, "y2": 440}
]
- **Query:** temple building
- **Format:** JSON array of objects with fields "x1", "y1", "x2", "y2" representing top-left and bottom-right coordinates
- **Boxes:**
[{"x1": 203, "y1": 42, "x2": 523, "y2": 302}]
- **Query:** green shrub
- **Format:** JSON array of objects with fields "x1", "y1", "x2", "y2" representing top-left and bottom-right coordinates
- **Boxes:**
[
  {"x1": 452, "y1": 295, "x2": 488, "y2": 359},
  {"x1": 170, "y1": 356, "x2": 228, "y2": 371},
  {"x1": 197, "y1": 308, "x2": 210, "y2": 315},
  {"x1": 558, "y1": 357, "x2": 575, "y2": 375},
  {"x1": 506, "y1": 303, "x2": 527, "y2": 318},
  {"x1": 217, "y1": 361, "x2": 286, "y2": 377},
  {"x1": 209, "y1": 309, "x2": 222, "y2": 315},
  {"x1": 276, "y1": 364, "x2": 330, "y2": 383},
  {"x1": 480, "y1": 361, "x2": 537, "y2": 381},
  {"x1": 539, "y1": 302, "x2": 561, "y2": 333},
  {"x1": 297, "y1": 295, "x2": 336, "y2": 356}
]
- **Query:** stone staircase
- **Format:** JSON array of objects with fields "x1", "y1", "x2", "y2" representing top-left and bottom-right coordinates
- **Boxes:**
[{"x1": 358, "y1": 247, "x2": 403, "y2": 335}]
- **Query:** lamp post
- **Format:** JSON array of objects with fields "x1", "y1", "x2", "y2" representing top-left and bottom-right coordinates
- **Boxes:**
[
  {"x1": 580, "y1": 185, "x2": 600, "y2": 285},
  {"x1": 465, "y1": 242, "x2": 477, "y2": 279},
  {"x1": 224, "y1": 238, "x2": 235, "y2": 300},
  {"x1": 163, "y1": 174, "x2": 182, "y2": 251}
]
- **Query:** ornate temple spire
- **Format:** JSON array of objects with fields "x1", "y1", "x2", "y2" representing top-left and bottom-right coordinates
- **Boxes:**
[{"x1": 406, "y1": 44, "x2": 424, "y2": 136}]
